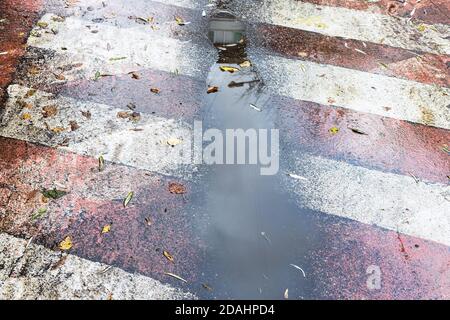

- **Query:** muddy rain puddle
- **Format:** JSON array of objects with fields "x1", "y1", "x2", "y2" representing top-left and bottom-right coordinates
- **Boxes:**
[{"x1": 187, "y1": 9, "x2": 323, "y2": 299}]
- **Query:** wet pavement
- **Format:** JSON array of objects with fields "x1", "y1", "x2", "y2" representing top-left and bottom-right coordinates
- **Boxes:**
[{"x1": 0, "y1": 0, "x2": 449, "y2": 300}]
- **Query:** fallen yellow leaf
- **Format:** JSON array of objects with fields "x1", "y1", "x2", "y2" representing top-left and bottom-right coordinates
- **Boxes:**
[
  {"x1": 220, "y1": 66, "x2": 239, "y2": 73},
  {"x1": 329, "y1": 127, "x2": 340, "y2": 135},
  {"x1": 59, "y1": 236, "x2": 72, "y2": 251},
  {"x1": 21, "y1": 113, "x2": 32, "y2": 120},
  {"x1": 163, "y1": 250, "x2": 174, "y2": 263},
  {"x1": 102, "y1": 225, "x2": 111, "y2": 234}
]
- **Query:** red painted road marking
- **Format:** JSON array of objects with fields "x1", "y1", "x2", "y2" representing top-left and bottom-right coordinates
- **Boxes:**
[
  {"x1": 276, "y1": 95, "x2": 450, "y2": 184},
  {"x1": 310, "y1": 216, "x2": 450, "y2": 299},
  {"x1": 0, "y1": 137, "x2": 202, "y2": 284},
  {"x1": 0, "y1": 0, "x2": 43, "y2": 101},
  {"x1": 253, "y1": 24, "x2": 449, "y2": 87},
  {"x1": 0, "y1": 136, "x2": 448, "y2": 298},
  {"x1": 297, "y1": 0, "x2": 450, "y2": 25}
]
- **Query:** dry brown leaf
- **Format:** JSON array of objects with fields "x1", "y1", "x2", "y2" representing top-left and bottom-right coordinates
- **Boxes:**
[
  {"x1": 169, "y1": 182, "x2": 186, "y2": 194},
  {"x1": 42, "y1": 105, "x2": 58, "y2": 118},
  {"x1": 207, "y1": 86, "x2": 219, "y2": 94}
]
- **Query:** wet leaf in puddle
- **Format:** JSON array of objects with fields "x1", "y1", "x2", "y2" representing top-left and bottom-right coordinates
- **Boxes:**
[
  {"x1": 329, "y1": 127, "x2": 339, "y2": 135},
  {"x1": 169, "y1": 182, "x2": 186, "y2": 194},
  {"x1": 249, "y1": 104, "x2": 262, "y2": 112},
  {"x1": 123, "y1": 191, "x2": 134, "y2": 208},
  {"x1": 101, "y1": 224, "x2": 111, "y2": 234},
  {"x1": 150, "y1": 88, "x2": 161, "y2": 94},
  {"x1": 98, "y1": 155, "x2": 105, "y2": 172},
  {"x1": 207, "y1": 86, "x2": 219, "y2": 94},
  {"x1": 167, "y1": 138, "x2": 182, "y2": 147},
  {"x1": 288, "y1": 173, "x2": 308, "y2": 181},
  {"x1": 202, "y1": 283, "x2": 213, "y2": 291},
  {"x1": 164, "y1": 272, "x2": 187, "y2": 283},
  {"x1": 349, "y1": 128, "x2": 368, "y2": 135},
  {"x1": 59, "y1": 236, "x2": 73, "y2": 251},
  {"x1": 220, "y1": 66, "x2": 239, "y2": 73},
  {"x1": 290, "y1": 264, "x2": 306, "y2": 278},
  {"x1": 42, "y1": 188, "x2": 67, "y2": 200},
  {"x1": 239, "y1": 61, "x2": 251, "y2": 68},
  {"x1": 163, "y1": 250, "x2": 174, "y2": 263}
]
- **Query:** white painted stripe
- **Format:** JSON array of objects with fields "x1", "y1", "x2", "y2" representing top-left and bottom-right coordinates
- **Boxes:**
[
  {"x1": 0, "y1": 233, "x2": 195, "y2": 300},
  {"x1": 283, "y1": 153, "x2": 450, "y2": 246},
  {"x1": 0, "y1": 85, "x2": 195, "y2": 178},
  {"x1": 28, "y1": 13, "x2": 215, "y2": 80},
  {"x1": 242, "y1": 0, "x2": 450, "y2": 55},
  {"x1": 250, "y1": 53, "x2": 450, "y2": 129}
]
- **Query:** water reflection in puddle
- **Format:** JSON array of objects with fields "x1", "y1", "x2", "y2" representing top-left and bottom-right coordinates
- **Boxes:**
[{"x1": 191, "y1": 9, "x2": 321, "y2": 299}]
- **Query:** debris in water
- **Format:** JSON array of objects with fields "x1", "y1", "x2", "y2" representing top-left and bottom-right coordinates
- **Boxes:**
[
  {"x1": 220, "y1": 66, "x2": 239, "y2": 73},
  {"x1": 164, "y1": 272, "x2": 188, "y2": 283},
  {"x1": 349, "y1": 128, "x2": 368, "y2": 135},
  {"x1": 290, "y1": 264, "x2": 306, "y2": 278},
  {"x1": 260, "y1": 232, "x2": 272, "y2": 245},
  {"x1": 207, "y1": 86, "x2": 219, "y2": 94},
  {"x1": 202, "y1": 283, "x2": 213, "y2": 291},
  {"x1": 288, "y1": 173, "x2": 308, "y2": 181},
  {"x1": 249, "y1": 104, "x2": 262, "y2": 112}
]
